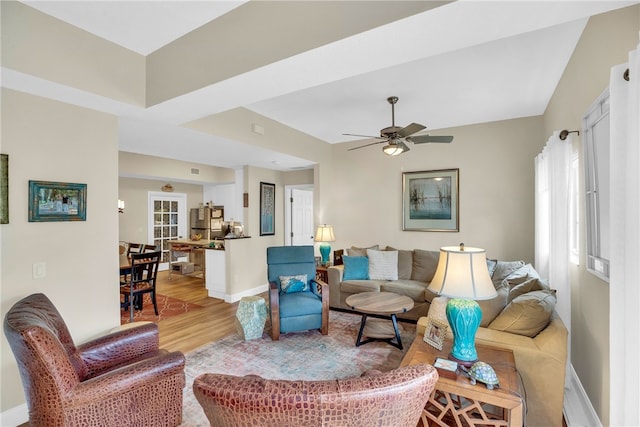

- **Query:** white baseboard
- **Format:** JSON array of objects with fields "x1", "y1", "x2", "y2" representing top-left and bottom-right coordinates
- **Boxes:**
[
  {"x1": 1, "y1": 403, "x2": 28, "y2": 427},
  {"x1": 225, "y1": 283, "x2": 268, "y2": 303},
  {"x1": 564, "y1": 363, "x2": 602, "y2": 427}
]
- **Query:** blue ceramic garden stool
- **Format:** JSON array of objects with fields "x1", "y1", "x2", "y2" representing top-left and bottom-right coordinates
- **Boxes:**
[{"x1": 235, "y1": 296, "x2": 268, "y2": 340}]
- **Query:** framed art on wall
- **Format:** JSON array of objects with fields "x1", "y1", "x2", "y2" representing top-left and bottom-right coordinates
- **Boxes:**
[
  {"x1": 259, "y1": 181, "x2": 275, "y2": 236},
  {"x1": 28, "y1": 180, "x2": 87, "y2": 222},
  {"x1": 402, "y1": 169, "x2": 459, "y2": 232}
]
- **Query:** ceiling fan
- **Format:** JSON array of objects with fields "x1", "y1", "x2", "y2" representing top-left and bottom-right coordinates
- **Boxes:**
[{"x1": 345, "y1": 96, "x2": 453, "y2": 156}]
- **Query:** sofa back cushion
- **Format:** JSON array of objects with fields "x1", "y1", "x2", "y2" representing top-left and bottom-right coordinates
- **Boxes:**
[
  {"x1": 385, "y1": 247, "x2": 413, "y2": 280},
  {"x1": 477, "y1": 281, "x2": 509, "y2": 327},
  {"x1": 488, "y1": 289, "x2": 557, "y2": 337},
  {"x1": 411, "y1": 249, "x2": 439, "y2": 282},
  {"x1": 347, "y1": 245, "x2": 379, "y2": 257}
]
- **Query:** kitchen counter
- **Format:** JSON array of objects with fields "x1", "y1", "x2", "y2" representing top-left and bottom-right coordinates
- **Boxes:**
[{"x1": 168, "y1": 238, "x2": 260, "y2": 303}]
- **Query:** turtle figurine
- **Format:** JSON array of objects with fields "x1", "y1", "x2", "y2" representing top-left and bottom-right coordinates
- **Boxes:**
[{"x1": 467, "y1": 361, "x2": 499, "y2": 389}]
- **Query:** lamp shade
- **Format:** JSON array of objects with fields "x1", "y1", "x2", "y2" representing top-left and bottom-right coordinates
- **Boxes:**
[
  {"x1": 382, "y1": 144, "x2": 404, "y2": 156},
  {"x1": 427, "y1": 245, "x2": 496, "y2": 300},
  {"x1": 314, "y1": 225, "x2": 335, "y2": 242}
]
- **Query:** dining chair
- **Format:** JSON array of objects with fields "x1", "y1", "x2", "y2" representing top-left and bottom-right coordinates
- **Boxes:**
[
  {"x1": 127, "y1": 242, "x2": 143, "y2": 256},
  {"x1": 142, "y1": 243, "x2": 158, "y2": 252},
  {"x1": 120, "y1": 251, "x2": 161, "y2": 323}
]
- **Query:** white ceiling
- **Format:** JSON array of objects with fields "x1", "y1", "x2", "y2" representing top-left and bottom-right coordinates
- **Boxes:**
[{"x1": 10, "y1": 1, "x2": 639, "y2": 173}]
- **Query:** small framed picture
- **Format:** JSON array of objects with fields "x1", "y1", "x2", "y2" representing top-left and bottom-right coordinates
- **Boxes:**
[
  {"x1": 423, "y1": 317, "x2": 448, "y2": 350},
  {"x1": 28, "y1": 180, "x2": 87, "y2": 222}
]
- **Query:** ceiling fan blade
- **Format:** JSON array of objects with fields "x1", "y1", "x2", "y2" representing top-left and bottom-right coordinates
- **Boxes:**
[
  {"x1": 407, "y1": 135, "x2": 454, "y2": 144},
  {"x1": 397, "y1": 123, "x2": 426, "y2": 138},
  {"x1": 397, "y1": 140, "x2": 410, "y2": 153},
  {"x1": 343, "y1": 133, "x2": 386, "y2": 140},
  {"x1": 348, "y1": 140, "x2": 386, "y2": 151}
]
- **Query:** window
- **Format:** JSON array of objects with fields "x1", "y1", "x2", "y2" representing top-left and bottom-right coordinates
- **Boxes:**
[{"x1": 582, "y1": 89, "x2": 610, "y2": 281}]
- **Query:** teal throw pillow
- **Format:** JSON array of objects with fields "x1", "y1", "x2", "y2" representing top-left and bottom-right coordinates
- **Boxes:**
[
  {"x1": 343, "y1": 256, "x2": 370, "y2": 280},
  {"x1": 279, "y1": 274, "x2": 308, "y2": 294}
]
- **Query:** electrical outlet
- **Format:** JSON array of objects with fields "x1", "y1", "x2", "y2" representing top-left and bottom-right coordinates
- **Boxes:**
[{"x1": 33, "y1": 262, "x2": 46, "y2": 279}]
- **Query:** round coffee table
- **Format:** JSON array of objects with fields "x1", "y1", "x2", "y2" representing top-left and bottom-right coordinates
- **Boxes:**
[{"x1": 345, "y1": 291, "x2": 414, "y2": 350}]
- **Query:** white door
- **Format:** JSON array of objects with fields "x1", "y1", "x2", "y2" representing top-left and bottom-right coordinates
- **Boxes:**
[
  {"x1": 287, "y1": 187, "x2": 314, "y2": 246},
  {"x1": 148, "y1": 192, "x2": 187, "y2": 270}
]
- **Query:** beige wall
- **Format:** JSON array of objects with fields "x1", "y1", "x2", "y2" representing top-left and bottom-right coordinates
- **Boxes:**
[
  {"x1": 327, "y1": 115, "x2": 545, "y2": 262},
  {"x1": 1, "y1": 89, "x2": 120, "y2": 410},
  {"x1": 542, "y1": 5, "x2": 640, "y2": 424},
  {"x1": 119, "y1": 152, "x2": 235, "y2": 185},
  {"x1": 1, "y1": 1, "x2": 145, "y2": 106},
  {"x1": 118, "y1": 177, "x2": 205, "y2": 244}
]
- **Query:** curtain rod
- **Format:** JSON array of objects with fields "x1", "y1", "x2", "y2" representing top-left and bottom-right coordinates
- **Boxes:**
[{"x1": 559, "y1": 130, "x2": 579, "y2": 140}]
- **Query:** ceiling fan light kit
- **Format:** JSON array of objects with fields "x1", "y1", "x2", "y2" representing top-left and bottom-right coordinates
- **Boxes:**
[
  {"x1": 383, "y1": 144, "x2": 404, "y2": 156},
  {"x1": 346, "y1": 96, "x2": 453, "y2": 156}
]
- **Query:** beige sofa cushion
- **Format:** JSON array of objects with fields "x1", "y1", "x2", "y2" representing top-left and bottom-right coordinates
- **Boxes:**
[
  {"x1": 489, "y1": 289, "x2": 557, "y2": 337},
  {"x1": 478, "y1": 281, "x2": 509, "y2": 327},
  {"x1": 341, "y1": 280, "x2": 383, "y2": 294},
  {"x1": 347, "y1": 245, "x2": 379, "y2": 257},
  {"x1": 381, "y1": 280, "x2": 428, "y2": 302},
  {"x1": 386, "y1": 247, "x2": 414, "y2": 280},
  {"x1": 508, "y1": 277, "x2": 549, "y2": 303},
  {"x1": 411, "y1": 249, "x2": 439, "y2": 282}
]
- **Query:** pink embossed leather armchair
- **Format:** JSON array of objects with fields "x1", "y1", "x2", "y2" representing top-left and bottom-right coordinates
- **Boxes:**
[
  {"x1": 4, "y1": 293, "x2": 186, "y2": 427},
  {"x1": 193, "y1": 364, "x2": 438, "y2": 427}
]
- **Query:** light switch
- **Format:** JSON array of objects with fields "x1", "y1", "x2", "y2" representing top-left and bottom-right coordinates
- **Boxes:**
[{"x1": 33, "y1": 262, "x2": 46, "y2": 279}]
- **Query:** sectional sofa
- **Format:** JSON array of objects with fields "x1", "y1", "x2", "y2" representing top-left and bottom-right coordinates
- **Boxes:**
[{"x1": 327, "y1": 245, "x2": 568, "y2": 427}]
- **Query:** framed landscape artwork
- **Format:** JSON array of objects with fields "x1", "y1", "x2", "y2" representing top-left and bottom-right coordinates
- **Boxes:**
[
  {"x1": 259, "y1": 181, "x2": 275, "y2": 236},
  {"x1": 28, "y1": 180, "x2": 87, "y2": 222},
  {"x1": 402, "y1": 169, "x2": 459, "y2": 232}
]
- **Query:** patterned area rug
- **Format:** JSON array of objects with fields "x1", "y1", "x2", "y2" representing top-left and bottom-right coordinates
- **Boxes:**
[
  {"x1": 120, "y1": 293, "x2": 202, "y2": 324},
  {"x1": 180, "y1": 310, "x2": 416, "y2": 426}
]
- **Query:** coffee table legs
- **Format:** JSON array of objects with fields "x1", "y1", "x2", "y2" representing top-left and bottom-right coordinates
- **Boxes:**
[{"x1": 355, "y1": 313, "x2": 404, "y2": 350}]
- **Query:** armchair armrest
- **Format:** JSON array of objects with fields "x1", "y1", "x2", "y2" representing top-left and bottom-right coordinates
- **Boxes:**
[
  {"x1": 328, "y1": 265, "x2": 344, "y2": 308},
  {"x1": 269, "y1": 281, "x2": 280, "y2": 340},
  {"x1": 77, "y1": 322, "x2": 160, "y2": 378},
  {"x1": 315, "y1": 279, "x2": 329, "y2": 335},
  {"x1": 70, "y1": 350, "x2": 185, "y2": 406}
]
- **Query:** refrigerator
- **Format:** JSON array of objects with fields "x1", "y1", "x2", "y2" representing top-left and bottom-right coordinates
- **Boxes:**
[{"x1": 190, "y1": 206, "x2": 224, "y2": 240}]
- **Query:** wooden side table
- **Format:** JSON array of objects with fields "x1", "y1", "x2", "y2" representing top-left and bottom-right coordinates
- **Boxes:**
[
  {"x1": 401, "y1": 336, "x2": 524, "y2": 427},
  {"x1": 315, "y1": 266, "x2": 329, "y2": 282}
]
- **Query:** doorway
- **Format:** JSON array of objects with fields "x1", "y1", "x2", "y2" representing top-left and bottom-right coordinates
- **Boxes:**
[
  {"x1": 285, "y1": 186, "x2": 314, "y2": 246},
  {"x1": 148, "y1": 192, "x2": 187, "y2": 270}
]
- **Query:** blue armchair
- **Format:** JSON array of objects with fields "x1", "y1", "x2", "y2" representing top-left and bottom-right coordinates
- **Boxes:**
[{"x1": 267, "y1": 246, "x2": 329, "y2": 340}]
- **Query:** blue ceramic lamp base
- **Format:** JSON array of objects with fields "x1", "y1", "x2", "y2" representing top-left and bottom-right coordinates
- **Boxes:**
[
  {"x1": 319, "y1": 243, "x2": 331, "y2": 266},
  {"x1": 446, "y1": 298, "x2": 482, "y2": 367}
]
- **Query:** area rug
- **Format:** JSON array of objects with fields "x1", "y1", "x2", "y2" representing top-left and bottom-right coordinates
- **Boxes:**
[
  {"x1": 119, "y1": 293, "x2": 202, "y2": 324},
  {"x1": 180, "y1": 310, "x2": 416, "y2": 426}
]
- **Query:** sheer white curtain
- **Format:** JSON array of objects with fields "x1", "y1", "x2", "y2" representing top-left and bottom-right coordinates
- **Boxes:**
[
  {"x1": 609, "y1": 42, "x2": 640, "y2": 427},
  {"x1": 534, "y1": 131, "x2": 571, "y2": 329}
]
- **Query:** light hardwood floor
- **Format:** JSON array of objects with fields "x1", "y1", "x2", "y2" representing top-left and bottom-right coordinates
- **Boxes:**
[{"x1": 154, "y1": 270, "x2": 253, "y2": 354}]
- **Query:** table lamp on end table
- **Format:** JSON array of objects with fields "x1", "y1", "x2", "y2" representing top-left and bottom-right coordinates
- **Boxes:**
[
  {"x1": 314, "y1": 224, "x2": 335, "y2": 266},
  {"x1": 427, "y1": 243, "x2": 497, "y2": 367}
]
